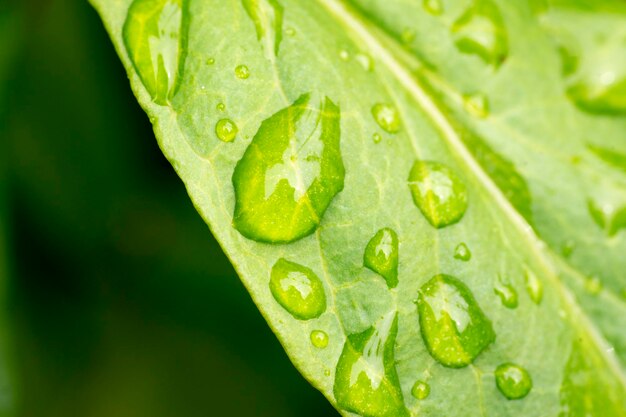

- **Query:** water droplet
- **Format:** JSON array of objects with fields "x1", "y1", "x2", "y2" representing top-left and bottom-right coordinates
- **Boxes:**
[
  {"x1": 373, "y1": 133, "x2": 382, "y2": 144},
  {"x1": 235, "y1": 64, "x2": 250, "y2": 79},
  {"x1": 423, "y1": 0, "x2": 443, "y2": 16},
  {"x1": 584, "y1": 275, "x2": 602, "y2": 295},
  {"x1": 269, "y1": 258, "x2": 326, "y2": 320},
  {"x1": 401, "y1": 28, "x2": 416, "y2": 45},
  {"x1": 339, "y1": 49, "x2": 350, "y2": 61},
  {"x1": 451, "y1": 0, "x2": 509, "y2": 68},
  {"x1": 334, "y1": 312, "x2": 409, "y2": 417},
  {"x1": 216, "y1": 102, "x2": 226, "y2": 111},
  {"x1": 561, "y1": 239, "x2": 575, "y2": 258},
  {"x1": 285, "y1": 27, "x2": 296, "y2": 36},
  {"x1": 454, "y1": 242, "x2": 471, "y2": 261},
  {"x1": 495, "y1": 363, "x2": 532, "y2": 400},
  {"x1": 364, "y1": 228, "x2": 399, "y2": 289},
  {"x1": 416, "y1": 274, "x2": 495, "y2": 368},
  {"x1": 411, "y1": 380, "x2": 430, "y2": 400},
  {"x1": 494, "y1": 280, "x2": 518, "y2": 309},
  {"x1": 242, "y1": 0, "x2": 283, "y2": 57},
  {"x1": 232, "y1": 94, "x2": 345, "y2": 243},
  {"x1": 463, "y1": 93, "x2": 490, "y2": 118},
  {"x1": 324, "y1": 369, "x2": 331, "y2": 377},
  {"x1": 588, "y1": 198, "x2": 626, "y2": 237},
  {"x1": 371, "y1": 103, "x2": 401, "y2": 133},
  {"x1": 408, "y1": 161, "x2": 468, "y2": 229},
  {"x1": 215, "y1": 118, "x2": 238, "y2": 142},
  {"x1": 206, "y1": 57, "x2": 215, "y2": 65},
  {"x1": 123, "y1": 0, "x2": 186, "y2": 105},
  {"x1": 311, "y1": 330, "x2": 329, "y2": 348},
  {"x1": 524, "y1": 269, "x2": 543, "y2": 305},
  {"x1": 355, "y1": 53, "x2": 374, "y2": 71}
]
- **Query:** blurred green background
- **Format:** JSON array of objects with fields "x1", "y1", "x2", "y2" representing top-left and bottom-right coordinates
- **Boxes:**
[{"x1": 0, "y1": 0, "x2": 339, "y2": 415}]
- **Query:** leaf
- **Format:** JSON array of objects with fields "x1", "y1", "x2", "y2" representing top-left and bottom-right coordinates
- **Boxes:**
[{"x1": 90, "y1": 0, "x2": 626, "y2": 415}]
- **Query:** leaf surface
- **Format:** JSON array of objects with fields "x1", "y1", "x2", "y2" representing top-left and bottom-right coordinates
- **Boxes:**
[{"x1": 90, "y1": 0, "x2": 626, "y2": 415}]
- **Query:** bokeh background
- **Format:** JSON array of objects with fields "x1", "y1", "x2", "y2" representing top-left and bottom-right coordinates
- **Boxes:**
[{"x1": 1, "y1": 1, "x2": 339, "y2": 415}]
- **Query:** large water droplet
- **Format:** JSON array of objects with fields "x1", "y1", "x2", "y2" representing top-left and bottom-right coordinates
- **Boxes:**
[
  {"x1": 452, "y1": 0, "x2": 509, "y2": 68},
  {"x1": 588, "y1": 198, "x2": 626, "y2": 237},
  {"x1": 355, "y1": 53, "x2": 374, "y2": 71},
  {"x1": 423, "y1": 0, "x2": 443, "y2": 16},
  {"x1": 524, "y1": 269, "x2": 543, "y2": 305},
  {"x1": 235, "y1": 64, "x2": 250, "y2": 79},
  {"x1": 123, "y1": 0, "x2": 186, "y2": 105},
  {"x1": 311, "y1": 330, "x2": 329, "y2": 348},
  {"x1": 495, "y1": 363, "x2": 532, "y2": 400},
  {"x1": 232, "y1": 94, "x2": 345, "y2": 243},
  {"x1": 215, "y1": 118, "x2": 238, "y2": 142},
  {"x1": 494, "y1": 280, "x2": 518, "y2": 309},
  {"x1": 454, "y1": 242, "x2": 471, "y2": 261},
  {"x1": 416, "y1": 274, "x2": 495, "y2": 368},
  {"x1": 334, "y1": 312, "x2": 409, "y2": 417},
  {"x1": 411, "y1": 380, "x2": 430, "y2": 400},
  {"x1": 269, "y1": 258, "x2": 326, "y2": 320},
  {"x1": 371, "y1": 103, "x2": 401, "y2": 133},
  {"x1": 242, "y1": 0, "x2": 283, "y2": 57},
  {"x1": 463, "y1": 93, "x2": 490, "y2": 118},
  {"x1": 408, "y1": 161, "x2": 468, "y2": 229},
  {"x1": 364, "y1": 228, "x2": 399, "y2": 289}
]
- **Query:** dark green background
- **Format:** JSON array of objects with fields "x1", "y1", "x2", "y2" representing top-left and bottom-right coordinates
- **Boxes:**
[{"x1": 1, "y1": 1, "x2": 339, "y2": 415}]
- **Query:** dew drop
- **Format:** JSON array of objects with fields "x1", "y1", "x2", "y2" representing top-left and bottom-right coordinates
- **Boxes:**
[
  {"x1": 216, "y1": 102, "x2": 226, "y2": 111},
  {"x1": 494, "y1": 280, "x2": 518, "y2": 309},
  {"x1": 206, "y1": 57, "x2": 215, "y2": 65},
  {"x1": 451, "y1": 0, "x2": 509, "y2": 68},
  {"x1": 215, "y1": 118, "x2": 238, "y2": 142},
  {"x1": 232, "y1": 94, "x2": 345, "y2": 243},
  {"x1": 454, "y1": 242, "x2": 471, "y2": 261},
  {"x1": 416, "y1": 274, "x2": 495, "y2": 368},
  {"x1": 123, "y1": 0, "x2": 186, "y2": 105},
  {"x1": 334, "y1": 312, "x2": 409, "y2": 417},
  {"x1": 235, "y1": 64, "x2": 251, "y2": 79},
  {"x1": 524, "y1": 269, "x2": 543, "y2": 305},
  {"x1": 373, "y1": 133, "x2": 382, "y2": 144},
  {"x1": 339, "y1": 49, "x2": 350, "y2": 61},
  {"x1": 311, "y1": 330, "x2": 329, "y2": 348},
  {"x1": 324, "y1": 369, "x2": 331, "y2": 377},
  {"x1": 584, "y1": 275, "x2": 602, "y2": 295},
  {"x1": 364, "y1": 228, "x2": 399, "y2": 289},
  {"x1": 285, "y1": 27, "x2": 296, "y2": 36},
  {"x1": 588, "y1": 198, "x2": 626, "y2": 237},
  {"x1": 355, "y1": 53, "x2": 374, "y2": 71},
  {"x1": 408, "y1": 160, "x2": 468, "y2": 229},
  {"x1": 401, "y1": 28, "x2": 416, "y2": 45},
  {"x1": 495, "y1": 363, "x2": 532, "y2": 400},
  {"x1": 423, "y1": 0, "x2": 443, "y2": 15},
  {"x1": 463, "y1": 93, "x2": 490, "y2": 118},
  {"x1": 371, "y1": 103, "x2": 401, "y2": 133},
  {"x1": 561, "y1": 239, "x2": 575, "y2": 258},
  {"x1": 269, "y1": 258, "x2": 326, "y2": 320},
  {"x1": 411, "y1": 380, "x2": 430, "y2": 400}
]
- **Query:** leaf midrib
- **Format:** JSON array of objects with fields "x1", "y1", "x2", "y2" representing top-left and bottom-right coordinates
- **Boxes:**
[{"x1": 316, "y1": 0, "x2": 626, "y2": 390}]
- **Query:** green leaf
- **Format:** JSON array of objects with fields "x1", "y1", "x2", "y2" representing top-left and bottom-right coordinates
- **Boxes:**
[{"x1": 90, "y1": 0, "x2": 626, "y2": 415}]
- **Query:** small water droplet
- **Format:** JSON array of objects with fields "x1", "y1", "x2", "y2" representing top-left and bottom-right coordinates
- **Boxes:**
[
  {"x1": 364, "y1": 228, "x2": 399, "y2": 289},
  {"x1": 585, "y1": 275, "x2": 602, "y2": 295},
  {"x1": 311, "y1": 330, "x2": 329, "y2": 348},
  {"x1": 494, "y1": 279, "x2": 518, "y2": 309},
  {"x1": 411, "y1": 380, "x2": 430, "y2": 399},
  {"x1": 454, "y1": 242, "x2": 471, "y2": 261},
  {"x1": 334, "y1": 312, "x2": 409, "y2": 417},
  {"x1": 561, "y1": 239, "x2": 575, "y2": 258},
  {"x1": 355, "y1": 53, "x2": 374, "y2": 71},
  {"x1": 463, "y1": 93, "x2": 490, "y2": 118},
  {"x1": 495, "y1": 363, "x2": 532, "y2": 400},
  {"x1": 215, "y1": 118, "x2": 238, "y2": 142},
  {"x1": 324, "y1": 369, "x2": 331, "y2": 377},
  {"x1": 401, "y1": 28, "x2": 416, "y2": 45},
  {"x1": 373, "y1": 133, "x2": 382, "y2": 144},
  {"x1": 588, "y1": 198, "x2": 626, "y2": 237},
  {"x1": 216, "y1": 102, "x2": 226, "y2": 111},
  {"x1": 524, "y1": 269, "x2": 543, "y2": 305},
  {"x1": 235, "y1": 64, "x2": 250, "y2": 79},
  {"x1": 452, "y1": 0, "x2": 509, "y2": 68},
  {"x1": 123, "y1": 0, "x2": 185, "y2": 105},
  {"x1": 416, "y1": 274, "x2": 495, "y2": 368},
  {"x1": 408, "y1": 161, "x2": 468, "y2": 229},
  {"x1": 269, "y1": 258, "x2": 326, "y2": 320},
  {"x1": 206, "y1": 57, "x2": 215, "y2": 65},
  {"x1": 339, "y1": 49, "x2": 350, "y2": 61},
  {"x1": 423, "y1": 0, "x2": 443, "y2": 16},
  {"x1": 371, "y1": 103, "x2": 401, "y2": 133},
  {"x1": 232, "y1": 94, "x2": 344, "y2": 243},
  {"x1": 285, "y1": 27, "x2": 296, "y2": 36}
]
